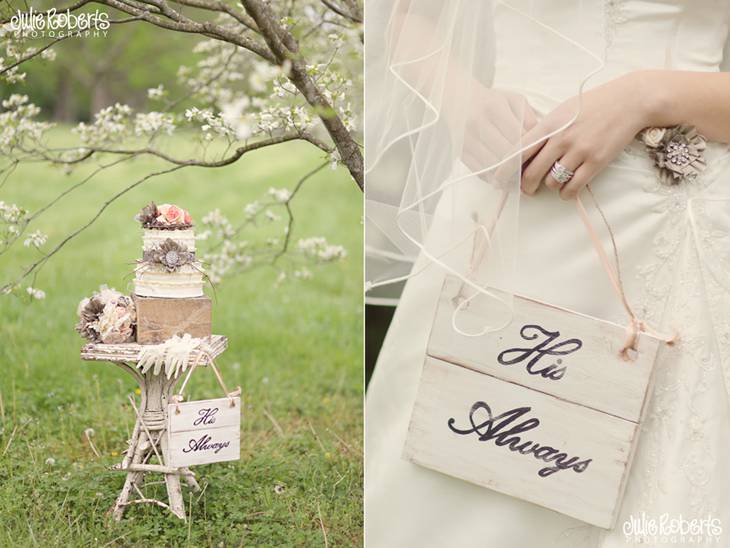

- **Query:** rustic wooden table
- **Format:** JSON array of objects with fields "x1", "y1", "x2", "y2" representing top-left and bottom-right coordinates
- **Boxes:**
[{"x1": 80, "y1": 335, "x2": 228, "y2": 520}]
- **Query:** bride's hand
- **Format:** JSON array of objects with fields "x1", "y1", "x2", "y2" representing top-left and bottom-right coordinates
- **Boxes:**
[
  {"x1": 460, "y1": 84, "x2": 537, "y2": 180},
  {"x1": 520, "y1": 72, "x2": 650, "y2": 199}
]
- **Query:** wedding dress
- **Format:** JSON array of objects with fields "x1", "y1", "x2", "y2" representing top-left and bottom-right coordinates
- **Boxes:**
[{"x1": 365, "y1": 1, "x2": 730, "y2": 546}]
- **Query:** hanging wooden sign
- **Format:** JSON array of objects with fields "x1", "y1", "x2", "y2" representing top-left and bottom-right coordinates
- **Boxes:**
[
  {"x1": 167, "y1": 397, "x2": 241, "y2": 468},
  {"x1": 403, "y1": 276, "x2": 661, "y2": 529}
]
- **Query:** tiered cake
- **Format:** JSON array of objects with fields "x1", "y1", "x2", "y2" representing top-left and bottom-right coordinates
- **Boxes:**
[
  {"x1": 133, "y1": 203, "x2": 211, "y2": 344},
  {"x1": 136, "y1": 228, "x2": 203, "y2": 298}
]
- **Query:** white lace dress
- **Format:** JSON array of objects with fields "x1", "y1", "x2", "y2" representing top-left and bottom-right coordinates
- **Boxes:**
[{"x1": 365, "y1": 1, "x2": 730, "y2": 546}]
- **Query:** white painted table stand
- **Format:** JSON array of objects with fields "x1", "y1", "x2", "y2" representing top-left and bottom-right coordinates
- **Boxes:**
[{"x1": 80, "y1": 335, "x2": 228, "y2": 520}]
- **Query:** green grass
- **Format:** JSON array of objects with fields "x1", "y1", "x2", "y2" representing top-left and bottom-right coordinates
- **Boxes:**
[{"x1": 0, "y1": 132, "x2": 363, "y2": 547}]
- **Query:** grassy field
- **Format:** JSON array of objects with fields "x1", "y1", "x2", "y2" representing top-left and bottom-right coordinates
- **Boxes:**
[{"x1": 0, "y1": 133, "x2": 363, "y2": 546}]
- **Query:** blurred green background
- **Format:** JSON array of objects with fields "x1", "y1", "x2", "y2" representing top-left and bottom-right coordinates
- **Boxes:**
[
  {"x1": 0, "y1": 3, "x2": 196, "y2": 123},
  {"x1": 0, "y1": 3, "x2": 364, "y2": 540}
]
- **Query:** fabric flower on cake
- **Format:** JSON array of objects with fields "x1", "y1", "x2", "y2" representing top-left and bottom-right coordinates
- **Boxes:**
[
  {"x1": 640, "y1": 125, "x2": 706, "y2": 185},
  {"x1": 76, "y1": 286, "x2": 136, "y2": 344},
  {"x1": 142, "y1": 238, "x2": 196, "y2": 272},
  {"x1": 135, "y1": 201, "x2": 193, "y2": 229}
]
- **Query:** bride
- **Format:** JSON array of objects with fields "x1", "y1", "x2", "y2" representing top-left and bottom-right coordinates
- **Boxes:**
[{"x1": 365, "y1": 1, "x2": 730, "y2": 546}]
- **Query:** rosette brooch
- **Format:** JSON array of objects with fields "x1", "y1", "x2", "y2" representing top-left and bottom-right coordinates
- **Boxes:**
[{"x1": 640, "y1": 125, "x2": 707, "y2": 185}]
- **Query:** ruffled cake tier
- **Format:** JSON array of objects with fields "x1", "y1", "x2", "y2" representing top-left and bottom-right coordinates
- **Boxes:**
[
  {"x1": 142, "y1": 228, "x2": 196, "y2": 253},
  {"x1": 134, "y1": 262, "x2": 204, "y2": 298}
]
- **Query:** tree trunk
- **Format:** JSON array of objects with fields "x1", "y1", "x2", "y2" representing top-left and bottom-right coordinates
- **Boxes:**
[
  {"x1": 90, "y1": 78, "x2": 113, "y2": 118},
  {"x1": 53, "y1": 71, "x2": 77, "y2": 123}
]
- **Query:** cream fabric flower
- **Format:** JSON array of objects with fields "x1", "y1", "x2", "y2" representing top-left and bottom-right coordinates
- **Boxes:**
[{"x1": 641, "y1": 127, "x2": 666, "y2": 148}]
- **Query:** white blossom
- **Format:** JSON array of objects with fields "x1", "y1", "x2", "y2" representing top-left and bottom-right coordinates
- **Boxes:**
[
  {"x1": 220, "y1": 97, "x2": 254, "y2": 140},
  {"x1": 26, "y1": 286, "x2": 45, "y2": 300},
  {"x1": 293, "y1": 268, "x2": 313, "y2": 280},
  {"x1": 297, "y1": 237, "x2": 347, "y2": 262},
  {"x1": 73, "y1": 103, "x2": 132, "y2": 144},
  {"x1": 0, "y1": 200, "x2": 25, "y2": 224},
  {"x1": 265, "y1": 210, "x2": 280, "y2": 222},
  {"x1": 185, "y1": 107, "x2": 236, "y2": 139},
  {"x1": 267, "y1": 187, "x2": 291, "y2": 203},
  {"x1": 23, "y1": 230, "x2": 46, "y2": 248},
  {"x1": 40, "y1": 48, "x2": 56, "y2": 61},
  {"x1": 0, "y1": 94, "x2": 52, "y2": 153},
  {"x1": 147, "y1": 84, "x2": 165, "y2": 100},
  {"x1": 327, "y1": 32, "x2": 344, "y2": 49},
  {"x1": 134, "y1": 111, "x2": 175, "y2": 136},
  {"x1": 244, "y1": 201, "x2": 262, "y2": 219}
]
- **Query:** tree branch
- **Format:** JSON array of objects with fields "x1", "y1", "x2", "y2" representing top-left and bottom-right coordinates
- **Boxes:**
[
  {"x1": 0, "y1": 36, "x2": 69, "y2": 76},
  {"x1": 168, "y1": 0, "x2": 258, "y2": 32},
  {"x1": 321, "y1": 0, "x2": 362, "y2": 24},
  {"x1": 91, "y1": 0, "x2": 276, "y2": 62},
  {"x1": 241, "y1": 0, "x2": 363, "y2": 190},
  {"x1": 21, "y1": 132, "x2": 324, "y2": 168},
  {"x1": 274, "y1": 160, "x2": 329, "y2": 262},
  {"x1": 0, "y1": 156, "x2": 133, "y2": 258},
  {"x1": 1, "y1": 164, "x2": 187, "y2": 293},
  {"x1": 162, "y1": 45, "x2": 237, "y2": 112}
]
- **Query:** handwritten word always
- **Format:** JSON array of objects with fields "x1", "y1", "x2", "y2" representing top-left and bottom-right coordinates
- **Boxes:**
[
  {"x1": 182, "y1": 435, "x2": 230, "y2": 455},
  {"x1": 448, "y1": 401, "x2": 592, "y2": 477}
]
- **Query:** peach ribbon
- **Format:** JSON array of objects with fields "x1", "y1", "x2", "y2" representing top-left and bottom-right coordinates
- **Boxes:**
[
  {"x1": 575, "y1": 187, "x2": 678, "y2": 360},
  {"x1": 171, "y1": 346, "x2": 241, "y2": 413}
]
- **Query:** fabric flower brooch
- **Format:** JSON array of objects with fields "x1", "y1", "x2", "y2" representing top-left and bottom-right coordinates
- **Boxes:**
[
  {"x1": 639, "y1": 125, "x2": 706, "y2": 185},
  {"x1": 76, "y1": 286, "x2": 136, "y2": 344},
  {"x1": 136, "y1": 201, "x2": 193, "y2": 229},
  {"x1": 142, "y1": 238, "x2": 195, "y2": 272}
]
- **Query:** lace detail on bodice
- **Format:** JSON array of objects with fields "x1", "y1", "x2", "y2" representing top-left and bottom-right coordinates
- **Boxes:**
[{"x1": 603, "y1": 0, "x2": 628, "y2": 58}]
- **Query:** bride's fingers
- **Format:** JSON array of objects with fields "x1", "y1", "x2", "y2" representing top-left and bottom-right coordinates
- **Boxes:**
[
  {"x1": 494, "y1": 118, "x2": 550, "y2": 184},
  {"x1": 519, "y1": 101, "x2": 538, "y2": 132},
  {"x1": 559, "y1": 163, "x2": 597, "y2": 200},
  {"x1": 544, "y1": 150, "x2": 582, "y2": 192},
  {"x1": 462, "y1": 141, "x2": 500, "y2": 181},
  {"x1": 521, "y1": 137, "x2": 566, "y2": 195},
  {"x1": 482, "y1": 99, "x2": 524, "y2": 144}
]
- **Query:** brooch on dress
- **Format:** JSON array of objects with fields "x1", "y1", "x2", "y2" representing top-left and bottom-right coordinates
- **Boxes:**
[{"x1": 639, "y1": 125, "x2": 706, "y2": 185}]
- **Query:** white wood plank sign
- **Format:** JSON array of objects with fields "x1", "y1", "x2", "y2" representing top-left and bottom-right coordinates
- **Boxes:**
[
  {"x1": 167, "y1": 397, "x2": 241, "y2": 468},
  {"x1": 403, "y1": 276, "x2": 662, "y2": 529},
  {"x1": 429, "y1": 277, "x2": 660, "y2": 422}
]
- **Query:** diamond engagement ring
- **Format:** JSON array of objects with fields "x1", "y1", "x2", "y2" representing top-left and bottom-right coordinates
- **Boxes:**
[{"x1": 550, "y1": 161, "x2": 574, "y2": 185}]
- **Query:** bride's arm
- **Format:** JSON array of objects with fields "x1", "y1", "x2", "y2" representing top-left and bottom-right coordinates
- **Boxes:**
[
  {"x1": 643, "y1": 70, "x2": 730, "y2": 142},
  {"x1": 520, "y1": 70, "x2": 730, "y2": 199}
]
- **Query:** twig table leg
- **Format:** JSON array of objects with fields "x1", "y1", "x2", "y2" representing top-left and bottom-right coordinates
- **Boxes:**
[{"x1": 110, "y1": 366, "x2": 192, "y2": 521}]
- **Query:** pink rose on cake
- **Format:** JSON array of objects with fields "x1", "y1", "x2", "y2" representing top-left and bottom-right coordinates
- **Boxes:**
[
  {"x1": 136, "y1": 201, "x2": 193, "y2": 228},
  {"x1": 156, "y1": 203, "x2": 190, "y2": 226}
]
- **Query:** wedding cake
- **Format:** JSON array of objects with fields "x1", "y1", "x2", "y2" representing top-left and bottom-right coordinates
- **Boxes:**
[
  {"x1": 134, "y1": 203, "x2": 204, "y2": 298},
  {"x1": 133, "y1": 202, "x2": 212, "y2": 344}
]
